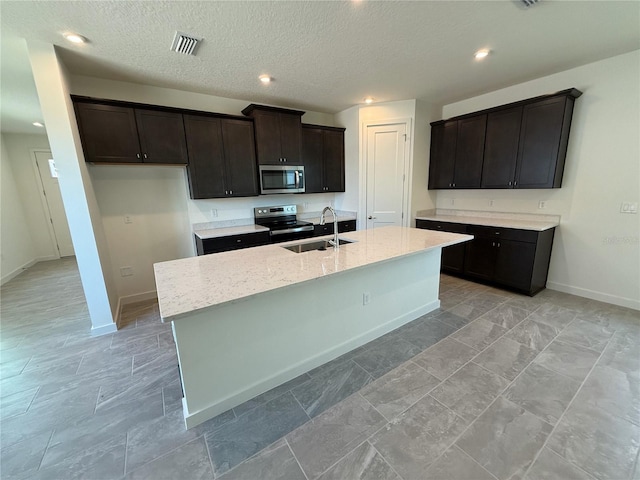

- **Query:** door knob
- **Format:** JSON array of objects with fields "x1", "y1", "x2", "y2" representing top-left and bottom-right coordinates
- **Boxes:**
[{"x1": 368, "y1": 216, "x2": 376, "y2": 220}]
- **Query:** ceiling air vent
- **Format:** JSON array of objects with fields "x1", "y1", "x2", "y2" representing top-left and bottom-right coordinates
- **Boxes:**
[{"x1": 170, "y1": 31, "x2": 201, "y2": 56}]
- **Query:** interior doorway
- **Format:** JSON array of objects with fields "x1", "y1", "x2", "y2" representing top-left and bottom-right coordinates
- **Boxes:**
[
  {"x1": 363, "y1": 120, "x2": 411, "y2": 229},
  {"x1": 33, "y1": 150, "x2": 74, "y2": 257}
]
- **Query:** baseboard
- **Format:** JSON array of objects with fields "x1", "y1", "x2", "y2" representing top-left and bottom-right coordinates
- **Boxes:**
[
  {"x1": 0, "y1": 256, "x2": 58, "y2": 285},
  {"x1": 182, "y1": 299, "x2": 440, "y2": 429},
  {"x1": 547, "y1": 281, "x2": 639, "y2": 311},
  {"x1": 115, "y1": 290, "x2": 158, "y2": 328},
  {"x1": 91, "y1": 322, "x2": 118, "y2": 337}
]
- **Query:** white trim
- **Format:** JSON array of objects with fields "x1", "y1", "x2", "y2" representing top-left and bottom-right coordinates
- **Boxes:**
[
  {"x1": 547, "y1": 281, "x2": 639, "y2": 311},
  {"x1": 1, "y1": 255, "x2": 59, "y2": 285},
  {"x1": 359, "y1": 118, "x2": 413, "y2": 230},
  {"x1": 90, "y1": 322, "x2": 118, "y2": 337},
  {"x1": 115, "y1": 290, "x2": 158, "y2": 328},
  {"x1": 29, "y1": 149, "x2": 61, "y2": 259}
]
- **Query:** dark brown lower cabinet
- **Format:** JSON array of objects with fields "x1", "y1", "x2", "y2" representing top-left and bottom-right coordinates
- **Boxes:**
[
  {"x1": 195, "y1": 231, "x2": 270, "y2": 255},
  {"x1": 313, "y1": 219, "x2": 356, "y2": 237},
  {"x1": 416, "y1": 220, "x2": 555, "y2": 296}
]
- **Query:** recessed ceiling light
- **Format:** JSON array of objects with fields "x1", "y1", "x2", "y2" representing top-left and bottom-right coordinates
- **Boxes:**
[
  {"x1": 32, "y1": 122, "x2": 44, "y2": 128},
  {"x1": 474, "y1": 49, "x2": 491, "y2": 60},
  {"x1": 259, "y1": 75, "x2": 272, "y2": 84},
  {"x1": 364, "y1": 97, "x2": 374, "y2": 104},
  {"x1": 64, "y1": 33, "x2": 87, "y2": 44}
]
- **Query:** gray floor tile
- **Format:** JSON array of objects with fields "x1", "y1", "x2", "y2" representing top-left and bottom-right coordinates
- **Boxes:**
[
  {"x1": 317, "y1": 441, "x2": 400, "y2": 480},
  {"x1": 292, "y1": 359, "x2": 372, "y2": 418},
  {"x1": 124, "y1": 436, "x2": 214, "y2": 480},
  {"x1": 206, "y1": 392, "x2": 309, "y2": 477},
  {"x1": 457, "y1": 396, "x2": 553, "y2": 480},
  {"x1": 525, "y1": 447, "x2": 595, "y2": 480},
  {"x1": 452, "y1": 318, "x2": 508, "y2": 351},
  {"x1": 506, "y1": 319, "x2": 560, "y2": 352},
  {"x1": 573, "y1": 365, "x2": 640, "y2": 426},
  {"x1": 219, "y1": 439, "x2": 306, "y2": 480},
  {"x1": 162, "y1": 381, "x2": 184, "y2": 414},
  {"x1": 233, "y1": 372, "x2": 311, "y2": 417},
  {"x1": 533, "y1": 339, "x2": 600, "y2": 382},
  {"x1": 0, "y1": 430, "x2": 51, "y2": 479},
  {"x1": 556, "y1": 319, "x2": 615, "y2": 352},
  {"x1": 547, "y1": 401, "x2": 640, "y2": 480},
  {"x1": 503, "y1": 363, "x2": 581, "y2": 425},
  {"x1": 431, "y1": 362, "x2": 510, "y2": 421},
  {"x1": 125, "y1": 408, "x2": 200, "y2": 473},
  {"x1": 480, "y1": 303, "x2": 530, "y2": 330},
  {"x1": 360, "y1": 362, "x2": 441, "y2": 420},
  {"x1": 412, "y1": 337, "x2": 478, "y2": 380},
  {"x1": 287, "y1": 393, "x2": 386, "y2": 480},
  {"x1": 423, "y1": 446, "x2": 496, "y2": 480},
  {"x1": 371, "y1": 395, "x2": 467, "y2": 480},
  {"x1": 352, "y1": 337, "x2": 422, "y2": 379},
  {"x1": 397, "y1": 317, "x2": 456, "y2": 350},
  {"x1": 599, "y1": 331, "x2": 640, "y2": 375},
  {"x1": 448, "y1": 299, "x2": 499, "y2": 322},
  {"x1": 473, "y1": 336, "x2": 538, "y2": 381},
  {"x1": 0, "y1": 386, "x2": 39, "y2": 419},
  {"x1": 531, "y1": 304, "x2": 577, "y2": 329},
  {"x1": 435, "y1": 310, "x2": 474, "y2": 329}
]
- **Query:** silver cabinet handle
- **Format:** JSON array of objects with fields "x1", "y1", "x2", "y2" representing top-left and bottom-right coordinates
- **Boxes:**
[
  {"x1": 143, "y1": 153, "x2": 147, "y2": 159},
  {"x1": 136, "y1": 153, "x2": 141, "y2": 159},
  {"x1": 229, "y1": 190, "x2": 233, "y2": 195}
]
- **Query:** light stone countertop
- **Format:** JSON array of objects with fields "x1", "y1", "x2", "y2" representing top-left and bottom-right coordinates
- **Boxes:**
[
  {"x1": 415, "y1": 210, "x2": 559, "y2": 231},
  {"x1": 301, "y1": 214, "x2": 357, "y2": 225},
  {"x1": 194, "y1": 224, "x2": 269, "y2": 240},
  {"x1": 154, "y1": 226, "x2": 472, "y2": 321}
]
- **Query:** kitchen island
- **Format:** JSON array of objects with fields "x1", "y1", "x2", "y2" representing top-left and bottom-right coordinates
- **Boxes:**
[{"x1": 154, "y1": 226, "x2": 472, "y2": 428}]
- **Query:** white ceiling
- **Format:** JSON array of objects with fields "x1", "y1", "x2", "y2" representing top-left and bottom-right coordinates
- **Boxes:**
[{"x1": 1, "y1": 0, "x2": 639, "y2": 134}]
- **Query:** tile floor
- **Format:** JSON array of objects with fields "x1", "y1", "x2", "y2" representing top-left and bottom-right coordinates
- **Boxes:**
[{"x1": 1, "y1": 257, "x2": 639, "y2": 479}]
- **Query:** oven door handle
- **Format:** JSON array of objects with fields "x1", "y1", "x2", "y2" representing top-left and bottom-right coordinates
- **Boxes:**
[{"x1": 270, "y1": 225, "x2": 314, "y2": 235}]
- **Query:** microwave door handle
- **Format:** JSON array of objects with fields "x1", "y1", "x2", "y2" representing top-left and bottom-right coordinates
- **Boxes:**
[{"x1": 295, "y1": 170, "x2": 300, "y2": 188}]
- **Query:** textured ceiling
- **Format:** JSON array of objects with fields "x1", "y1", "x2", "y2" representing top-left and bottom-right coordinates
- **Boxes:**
[{"x1": 1, "y1": 0, "x2": 639, "y2": 134}]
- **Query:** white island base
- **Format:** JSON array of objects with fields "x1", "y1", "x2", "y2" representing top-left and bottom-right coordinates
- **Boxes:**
[{"x1": 154, "y1": 226, "x2": 472, "y2": 428}]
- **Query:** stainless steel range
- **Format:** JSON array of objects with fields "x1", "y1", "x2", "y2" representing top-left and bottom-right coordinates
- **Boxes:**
[{"x1": 254, "y1": 205, "x2": 314, "y2": 243}]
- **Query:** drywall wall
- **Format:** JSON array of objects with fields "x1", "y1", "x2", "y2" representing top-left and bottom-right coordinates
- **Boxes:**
[
  {"x1": 334, "y1": 105, "x2": 359, "y2": 215},
  {"x1": 411, "y1": 100, "x2": 439, "y2": 222},
  {"x1": 27, "y1": 41, "x2": 117, "y2": 335},
  {"x1": 1, "y1": 133, "x2": 58, "y2": 262},
  {"x1": 0, "y1": 134, "x2": 38, "y2": 283},
  {"x1": 438, "y1": 50, "x2": 639, "y2": 310}
]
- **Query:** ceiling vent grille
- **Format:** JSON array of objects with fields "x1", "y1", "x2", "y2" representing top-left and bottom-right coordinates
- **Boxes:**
[
  {"x1": 170, "y1": 31, "x2": 201, "y2": 56},
  {"x1": 521, "y1": 0, "x2": 540, "y2": 7}
]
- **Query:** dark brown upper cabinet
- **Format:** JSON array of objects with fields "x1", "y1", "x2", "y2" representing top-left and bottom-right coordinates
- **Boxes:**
[
  {"x1": 430, "y1": 88, "x2": 582, "y2": 190},
  {"x1": 428, "y1": 115, "x2": 486, "y2": 189},
  {"x1": 302, "y1": 124, "x2": 346, "y2": 193},
  {"x1": 242, "y1": 104, "x2": 304, "y2": 165},
  {"x1": 73, "y1": 99, "x2": 188, "y2": 165},
  {"x1": 184, "y1": 115, "x2": 258, "y2": 199}
]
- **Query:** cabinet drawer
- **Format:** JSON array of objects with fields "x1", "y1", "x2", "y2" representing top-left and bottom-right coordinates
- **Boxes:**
[
  {"x1": 466, "y1": 225, "x2": 538, "y2": 243},
  {"x1": 196, "y1": 231, "x2": 270, "y2": 255},
  {"x1": 416, "y1": 220, "x2": 467, "y2": 234},
  {"x1": 338, "y1": 220, "x2": 356, "y2": 233},
  {"x1": 313, "y1": 219, "x2": 357, "y2": 237}
]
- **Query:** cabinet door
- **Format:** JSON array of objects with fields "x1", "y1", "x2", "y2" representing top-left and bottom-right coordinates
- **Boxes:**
[
  {"x1": 494, "y1": 239, "x2": 536, "y2": 292},
  {"x1": 464, "y1": 237, "x2": 496, "y2": 281},
  {"x1": 481, "y1": 107, "x2": 522, "y2": 188},
  {"x1": 453, "y1": 115, "x2": 486, "y2": 188},
  {"x1": 279, "y1": 113, "x2": 302, "y2": 164},
  {"x1": 75, "y1": 103, "x2": 141, "y2": 163},
  {"x1": 221, "y1": 119, "x2": 259, "y2": 197},
  {"x1": 515, "y1": 96, "x2": 567, "y2": 188},
  {"x1": 301, "y1": 127, "x2": 324, "y2": 193},
  {"x1": 428, "y1": 121, "x2": 457, "y2": 189},
  {"x1": 184, "y1": 115, "x2": 227, "y2": 199},
  {"x1": 252, "y1": 110, "x2": 282, "y2": 164},
  {"x1": 135, "y1": 109, "x2": 188, "y2": 164},
  {"x1": 323, "y1": 130, "x2": 345, "y2": 192}
]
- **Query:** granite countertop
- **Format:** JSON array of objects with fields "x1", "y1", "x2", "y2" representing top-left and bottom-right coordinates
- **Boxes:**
[
  {"x1": 194, "y1": 224, "x2": 269, "y2": 240},
  {"x1": 302, "y1": 214, "x2": 357, "y2": 225},
  {"x1": 415, "y1": 209, "x2": 559, "y2": 231},
  {"x1": 154, "y1": 226, "x2": 471, "y2": 321}
]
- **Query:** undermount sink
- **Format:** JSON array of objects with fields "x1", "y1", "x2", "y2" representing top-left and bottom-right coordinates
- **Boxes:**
[{"x1": 282, "y1": 238, "x2": 355, "y2": 253}]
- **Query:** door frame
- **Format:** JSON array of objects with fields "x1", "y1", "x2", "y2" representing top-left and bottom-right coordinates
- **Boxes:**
[
  {"x1": 30, "y1": 148, "x2": 63, "y2": 259},
  {"x1": 359, "y1": 118, "x2": 414, "y2": 230}
]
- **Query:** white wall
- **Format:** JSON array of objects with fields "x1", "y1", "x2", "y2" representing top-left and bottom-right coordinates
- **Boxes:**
[
  {"x1": 0, "y1": 134, "x2": 38, "y2": 283},
  {"x1": 28, "y1": 41, "x2": 118, "y2": 335},
  {"x1": 334, "y1": 105, "x2": 359, "y2": 213},
  {"x1": 438, "y1": 50, "x2": 640, "y2": 310},
  {"x1": 1, "y1": 133, "x2": 58, "y2": 262},
  {"x1": 411, "y1": 100, "x2": 439, "y2": 222}
]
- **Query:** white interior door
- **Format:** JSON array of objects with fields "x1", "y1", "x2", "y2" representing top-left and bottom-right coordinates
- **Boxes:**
[
  {"x1": 34, "y1": 151, "x2": 75, "y2": 257},
  {"x1": 365, "y1": 122, "x2": 408, "y2": 229}
]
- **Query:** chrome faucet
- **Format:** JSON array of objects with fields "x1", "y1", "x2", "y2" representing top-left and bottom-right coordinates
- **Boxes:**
[{"x1": 320, "y1": 206, "x2": 339, "y2": 248}]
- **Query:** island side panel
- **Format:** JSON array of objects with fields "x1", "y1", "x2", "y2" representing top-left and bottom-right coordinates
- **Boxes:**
[{"x1": 173, "y1": 248, "x2": 442, "y2": 428}]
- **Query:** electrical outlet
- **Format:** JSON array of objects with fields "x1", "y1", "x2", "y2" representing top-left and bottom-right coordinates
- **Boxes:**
[
  {"x1": 489, "y1": 199, "x2": 495, "y2": 207},
  {"x1": 451, "y1": 198, "x2": 455, "y2": 206},
  {"x1": 303, "y1": 202, "x2": 310, "y2": 210},
  {"x1": 620, "y1": 202, "x2": 638, "y2": 214},
  {"x1": 124, "y1": 214, "x2": 133, "y2": 224},
  {"x1": 363, "y1": 292, "x2": 371, "y2": 305},
  {"x1": 120, "y1": 266, "x2": 133, "y2": 277},
  {"x1": 211, "y1": 209, "x2": 218, "y2": 218},
  {"x1": 538, "y1": 201, "x2": 546, "y2": 209}
]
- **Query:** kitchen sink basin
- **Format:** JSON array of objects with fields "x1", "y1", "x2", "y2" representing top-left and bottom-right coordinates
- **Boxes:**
[{"x1": 282, "y1": 238, "x2": 355, "y2": 253}]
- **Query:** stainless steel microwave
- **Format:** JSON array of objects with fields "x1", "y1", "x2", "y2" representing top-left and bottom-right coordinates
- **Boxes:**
[{"x1": 259, "y1": 165, "x2": 305, "y2": 194}]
